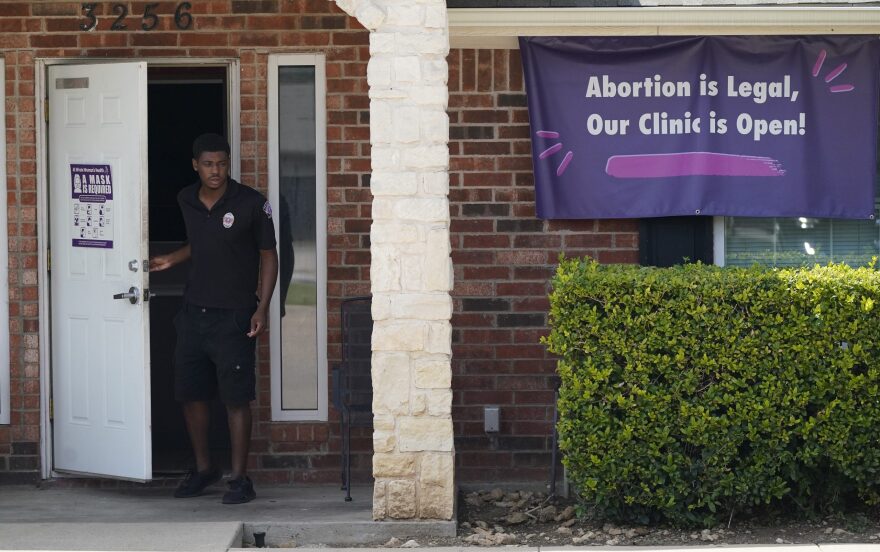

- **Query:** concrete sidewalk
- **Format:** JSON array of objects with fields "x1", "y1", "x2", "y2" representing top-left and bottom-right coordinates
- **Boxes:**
[{"x1": 0, "y1": 484, "x2": 454, "y2": 550}]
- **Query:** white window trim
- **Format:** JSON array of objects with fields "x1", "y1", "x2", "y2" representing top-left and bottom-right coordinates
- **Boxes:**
[
  {"x1": 0, "y1": 56, "x2": 10, "y2": 425},
  {"x1": 713, "y1": 216, "x2": 726, "y2": 267},
  {"x1": 268, "y1": 53, "x2": 328, "y2": 422}
]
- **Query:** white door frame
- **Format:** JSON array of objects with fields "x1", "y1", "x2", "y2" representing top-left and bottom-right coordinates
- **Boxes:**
[
  {"x1": 0, "y1": 56, "x2": 9, "y2": 426},
  {"x1": 37, "y1": 57, "x2": 241, "y2": 479}
]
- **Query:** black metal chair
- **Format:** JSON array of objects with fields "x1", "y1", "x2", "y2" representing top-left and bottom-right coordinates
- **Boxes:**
[{"x1": 330, "y1": 296, "x2": 373, "y2": 501}]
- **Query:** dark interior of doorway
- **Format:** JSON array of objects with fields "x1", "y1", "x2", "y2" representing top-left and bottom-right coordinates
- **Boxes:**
[{"x1": 147, "y1": 66, "x2": 231, "y2": 475}]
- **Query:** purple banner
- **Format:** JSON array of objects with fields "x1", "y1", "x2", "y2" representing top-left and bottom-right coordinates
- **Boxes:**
[{"x1": 520, "y1": 36, "x2": 880, "y2": 219}]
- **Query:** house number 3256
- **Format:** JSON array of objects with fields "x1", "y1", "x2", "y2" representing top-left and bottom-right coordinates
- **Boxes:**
[{"x1": 79, "y1": 2, "x2": 194, "y2": 32}]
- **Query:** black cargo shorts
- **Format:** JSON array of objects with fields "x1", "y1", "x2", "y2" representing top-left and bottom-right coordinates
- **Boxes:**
[{"x1": 173, "y1": 303, "x2": 257, "y2": 405}]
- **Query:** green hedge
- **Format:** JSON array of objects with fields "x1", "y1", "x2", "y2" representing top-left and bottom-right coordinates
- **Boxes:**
[{"x1": 544, "y1": 257, "x2": 880, "y2": 525}]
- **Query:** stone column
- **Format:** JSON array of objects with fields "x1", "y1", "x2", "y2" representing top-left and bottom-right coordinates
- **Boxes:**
[{"x1": 332, "y1": 0, "x2": 454, "y2": 521}]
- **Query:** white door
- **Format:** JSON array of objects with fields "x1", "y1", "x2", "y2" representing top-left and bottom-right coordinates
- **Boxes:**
[{"x1": 49, "y1": 62, "x2": 151, "y2": 481}]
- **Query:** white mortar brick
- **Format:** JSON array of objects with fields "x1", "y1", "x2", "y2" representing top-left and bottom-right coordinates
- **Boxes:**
[
  {"x1": 413, "y1": 355, "x2": 451, "y2": 389},
  {"x1": 411, "y1": 392, "x2": 427, "y2": 415},
  {"x1": 371, "y1": 222, "x2": 421, "y2": 245},
  {"x1": 397, "y1": 33, "x2": 448, "y2": 55},
  {"x1": 373, "y1": 414, "x2": 396, "y2": 433},
  {"x1": 369, "y1": 87, "x2": 409, "y2": 100},
  {"x1": 425, "y1": 321, "x2": 452, "y2": 355},
  {"x1": 370, "y1": 106, "x2": 394, "y2": 146},
  {"x1": 421, "y1": 59, "x2": 448, "y2": 85},
  {"x1": 423, "y1": 228, "x2": 452, "y2": 292},
  {"x1": 426, "y1": 388, "x2": 452, "y2": 416},
  {"x1": 402, "y1": 146, "x2": 448, "y2": 171},
  {"x1": 372, "y1": 352, "x2": 411, "y2": 416},
  {"x1": 367, "y1": 57, "x2": 392, "y2": 87},
  {"x1": 384, "y1": 4, "x2": 425, "y2": 27},
  {"x1": 373, "y1": 481, "x2": 387, "y2": 520},
  {"x1": 399, "y1": 417, "x2": 454, "y2": 452},
  {"x1": 421, "y1": 172, "x2": 449, "y2": 196},
  {"x1": 370, "y1": 245, "x2": 401, "y2": 291},
  {"x1": 393, "y1": 198, "x2": 449, "y2": 222},
  {"x1": 371, "y1": 171, "x2": 418, "y2": 196},
  {"x1": 393, "y1": 56, "x2": 422, "y2": 83},
  {"x1": 401, "y1": 255, "x2": 423, "y2": 291},
  {"x1": 393, "y1": 107, "x2": 422, "y2": 143},
  {"x1": 387, "y1": 480, "x2": 417, "y2": 519},
  {"x1": 374, "y1": 431, "x2": 396, "y2": 453},
  {"x1": 371, "y1": 145, "x2": 399, "y2": 171},
  {"x1": 370, "y1": 32, "x2": 396, "y2": 55},
  {"x1": 356, "y1": 2, "x2": 386, "y2": 30},
  {"x1": 374, "y1": 453, "x2": 417, "y2": 477},
  {"x1": 371, "y1": 198, "x2": 395, "y2": 221},
  {"x1": 372, "y1": 320, "x2": 427, "y2": 352},
  {"x1": 419, "y1": 453, "x2": 454, "y2": 486},
  {"x1": 333, "y1": 0, "x2": 357, "y2": 16},
  {"x1": 371, "y1": 293, "x2": 392, "y2": 321},
  {"x1": 424, "y1": 5, "x2": 447, "y2": 29},
  {"x1": 421, "y1": 110, "x2": 449, "y2": 143},
  {"x1": 391, "y1": 293, "x2": 453, "y2": 320},
  {"x1": 408, "y1": 85, "x2": 448, "y2": 106}
]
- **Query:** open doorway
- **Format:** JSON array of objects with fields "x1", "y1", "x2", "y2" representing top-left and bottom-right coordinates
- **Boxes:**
[{"x1": 146, "y1": 66, "x2": 231, "y2": 474}]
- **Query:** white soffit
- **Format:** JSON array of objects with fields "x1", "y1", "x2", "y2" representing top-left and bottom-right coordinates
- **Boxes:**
[{"x1": 448, "y1": 7, "x2": 880, "y2": 49}]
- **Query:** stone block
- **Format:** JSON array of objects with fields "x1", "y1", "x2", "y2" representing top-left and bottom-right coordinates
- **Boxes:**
[
  {"x1": 367, "y1": 58, "x2": 392, "y2": 88},
  {"x1": 393, "y1": 197, "x2": 449, "y2": 222},
  {"x1": 419, "y1": 452, "x2": 454, "y2": 487},
  {"x1": 384, "y1": 5, "x2": 424, "y2": 27},
  {"x1": 356, "y1": 2, "x2": 386, "y2": 31},
  {"x1": 419, "y1": 481, "x2": 455, "y2": 520},
  {"x1": 370, "y1": 246, "x2": 401, "y2": 291},
  {"x1": 391, "y1": 293, "x2": 452, "y2": 320},
  {"x1": 421, "y1": 172, "x2": 449, "y2": 196},
  {"x1": 374, "y1": 430, "x2": 395, "y2": 453},
  {"x1": 372, "y1": 320, "x2": 426, "y2": 352},
  {"x1": 426, "y1": 388, "x2": 452, "y2": 416},
  {"x1": 425, "y1": 321, "x2": 452, "y2": 355},
  {"x1": 399, "y1": 416, "x2": 453, "y2": 452},
  {"x1": 402, "y1": 146, "x2": 448, "y2": 171},
  {"x1": 371, "y1": 351, "x2": 410, "y2": 415},
  {"x1": 413, "y1": 355, "x2": 451, "y2": 388},
  {"x1": 371, "y1": 172, "x2": 418, "y2": 196},
  {"x1": 387, "y1": 479, "x2": 417, "y2": 519},
  {"x1": 373, "y1": 453, "x2": 417, "y2": 477},
  {"x1": 393, "y1": 56, "x2": 422, "y2": 83},
  {"x1": 373, "y1": 481, "x2": 387, "y2": 520},
  {"x1": 393, "y1": 107, "x2": 422, "y2": 143}
]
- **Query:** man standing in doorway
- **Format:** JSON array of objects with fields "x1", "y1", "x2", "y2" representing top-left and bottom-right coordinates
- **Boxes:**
[{"x1": 150, "y1": 133, "x2": 278, "y2": 504}]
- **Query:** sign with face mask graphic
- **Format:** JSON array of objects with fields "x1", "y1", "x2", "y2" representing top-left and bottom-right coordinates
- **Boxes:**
[{"x1": 71, "y1": 164, "x2": 114, "y2": 249}]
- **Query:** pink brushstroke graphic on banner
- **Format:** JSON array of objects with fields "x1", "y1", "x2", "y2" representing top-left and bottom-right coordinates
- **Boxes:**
[{"x1": 606, "y1": 152, "x2": 786, "y2": 179}]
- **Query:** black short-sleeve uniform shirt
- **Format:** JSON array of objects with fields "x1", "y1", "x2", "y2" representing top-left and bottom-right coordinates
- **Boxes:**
[{"x1": 178, "y1": 179, "x2": 276, "y2": 309}]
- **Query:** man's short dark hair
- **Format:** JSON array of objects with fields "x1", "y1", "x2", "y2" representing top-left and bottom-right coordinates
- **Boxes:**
[{"x1": 192, "y1": 133, "x2": 230, "y2": 159}]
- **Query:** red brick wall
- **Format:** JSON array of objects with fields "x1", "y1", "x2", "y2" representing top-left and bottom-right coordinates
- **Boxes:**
[
  {"x1": 0, "y1": 0, "x2": 374, "y2": 485},
  {"x1": 447, "y1": 48, "x2": 639, "y2": 481},
  {"x1": 0, "y1": 0, "x2": 640, "y2": 485}
]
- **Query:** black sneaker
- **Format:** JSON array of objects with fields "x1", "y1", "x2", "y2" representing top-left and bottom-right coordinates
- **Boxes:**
[
  {"x1": 222, "y1": 475, "x2": 256, "y2": 504},
  {"x1": 173, "y1": 467, "x2": 222, "y2": 498}
]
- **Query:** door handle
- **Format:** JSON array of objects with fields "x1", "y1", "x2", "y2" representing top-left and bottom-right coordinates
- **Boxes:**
[{"x1": 113, "y1": 286, "x2": 140, "y2": 305}]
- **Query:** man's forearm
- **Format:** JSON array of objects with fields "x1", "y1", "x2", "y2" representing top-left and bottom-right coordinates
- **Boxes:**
[{"x1": 257, "y1": 249, "x2": 279, "y2": 312}]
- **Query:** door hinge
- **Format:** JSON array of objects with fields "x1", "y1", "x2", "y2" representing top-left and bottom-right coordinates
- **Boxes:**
[
  {"x1": 49, "y1": 397, "x2": 53, "y2": 420},
  {"x1": 47, "y1": 247, "x2": 50, "y2": 273},
  {"x1": 44, "y1": 98, "x2": 48, "y2": 124}
]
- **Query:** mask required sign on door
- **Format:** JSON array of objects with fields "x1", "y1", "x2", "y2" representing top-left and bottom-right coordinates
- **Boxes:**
[{"x1": 70, "y1": 164, "x2": 114, "y2": 249}]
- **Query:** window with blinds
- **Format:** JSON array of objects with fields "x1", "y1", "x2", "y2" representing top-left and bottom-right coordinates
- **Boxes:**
[{"x1": 725, "y1": 181, "x2": 880, "y2": 268}]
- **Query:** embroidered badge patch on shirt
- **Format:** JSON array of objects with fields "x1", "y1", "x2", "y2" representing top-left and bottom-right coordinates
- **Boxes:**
[
  {"x1": 222, "y1": 212, "x2": 235, "y2": 229},
  {"x1": 262, "y1": 201, "x2": 272, "y2": 219}
]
